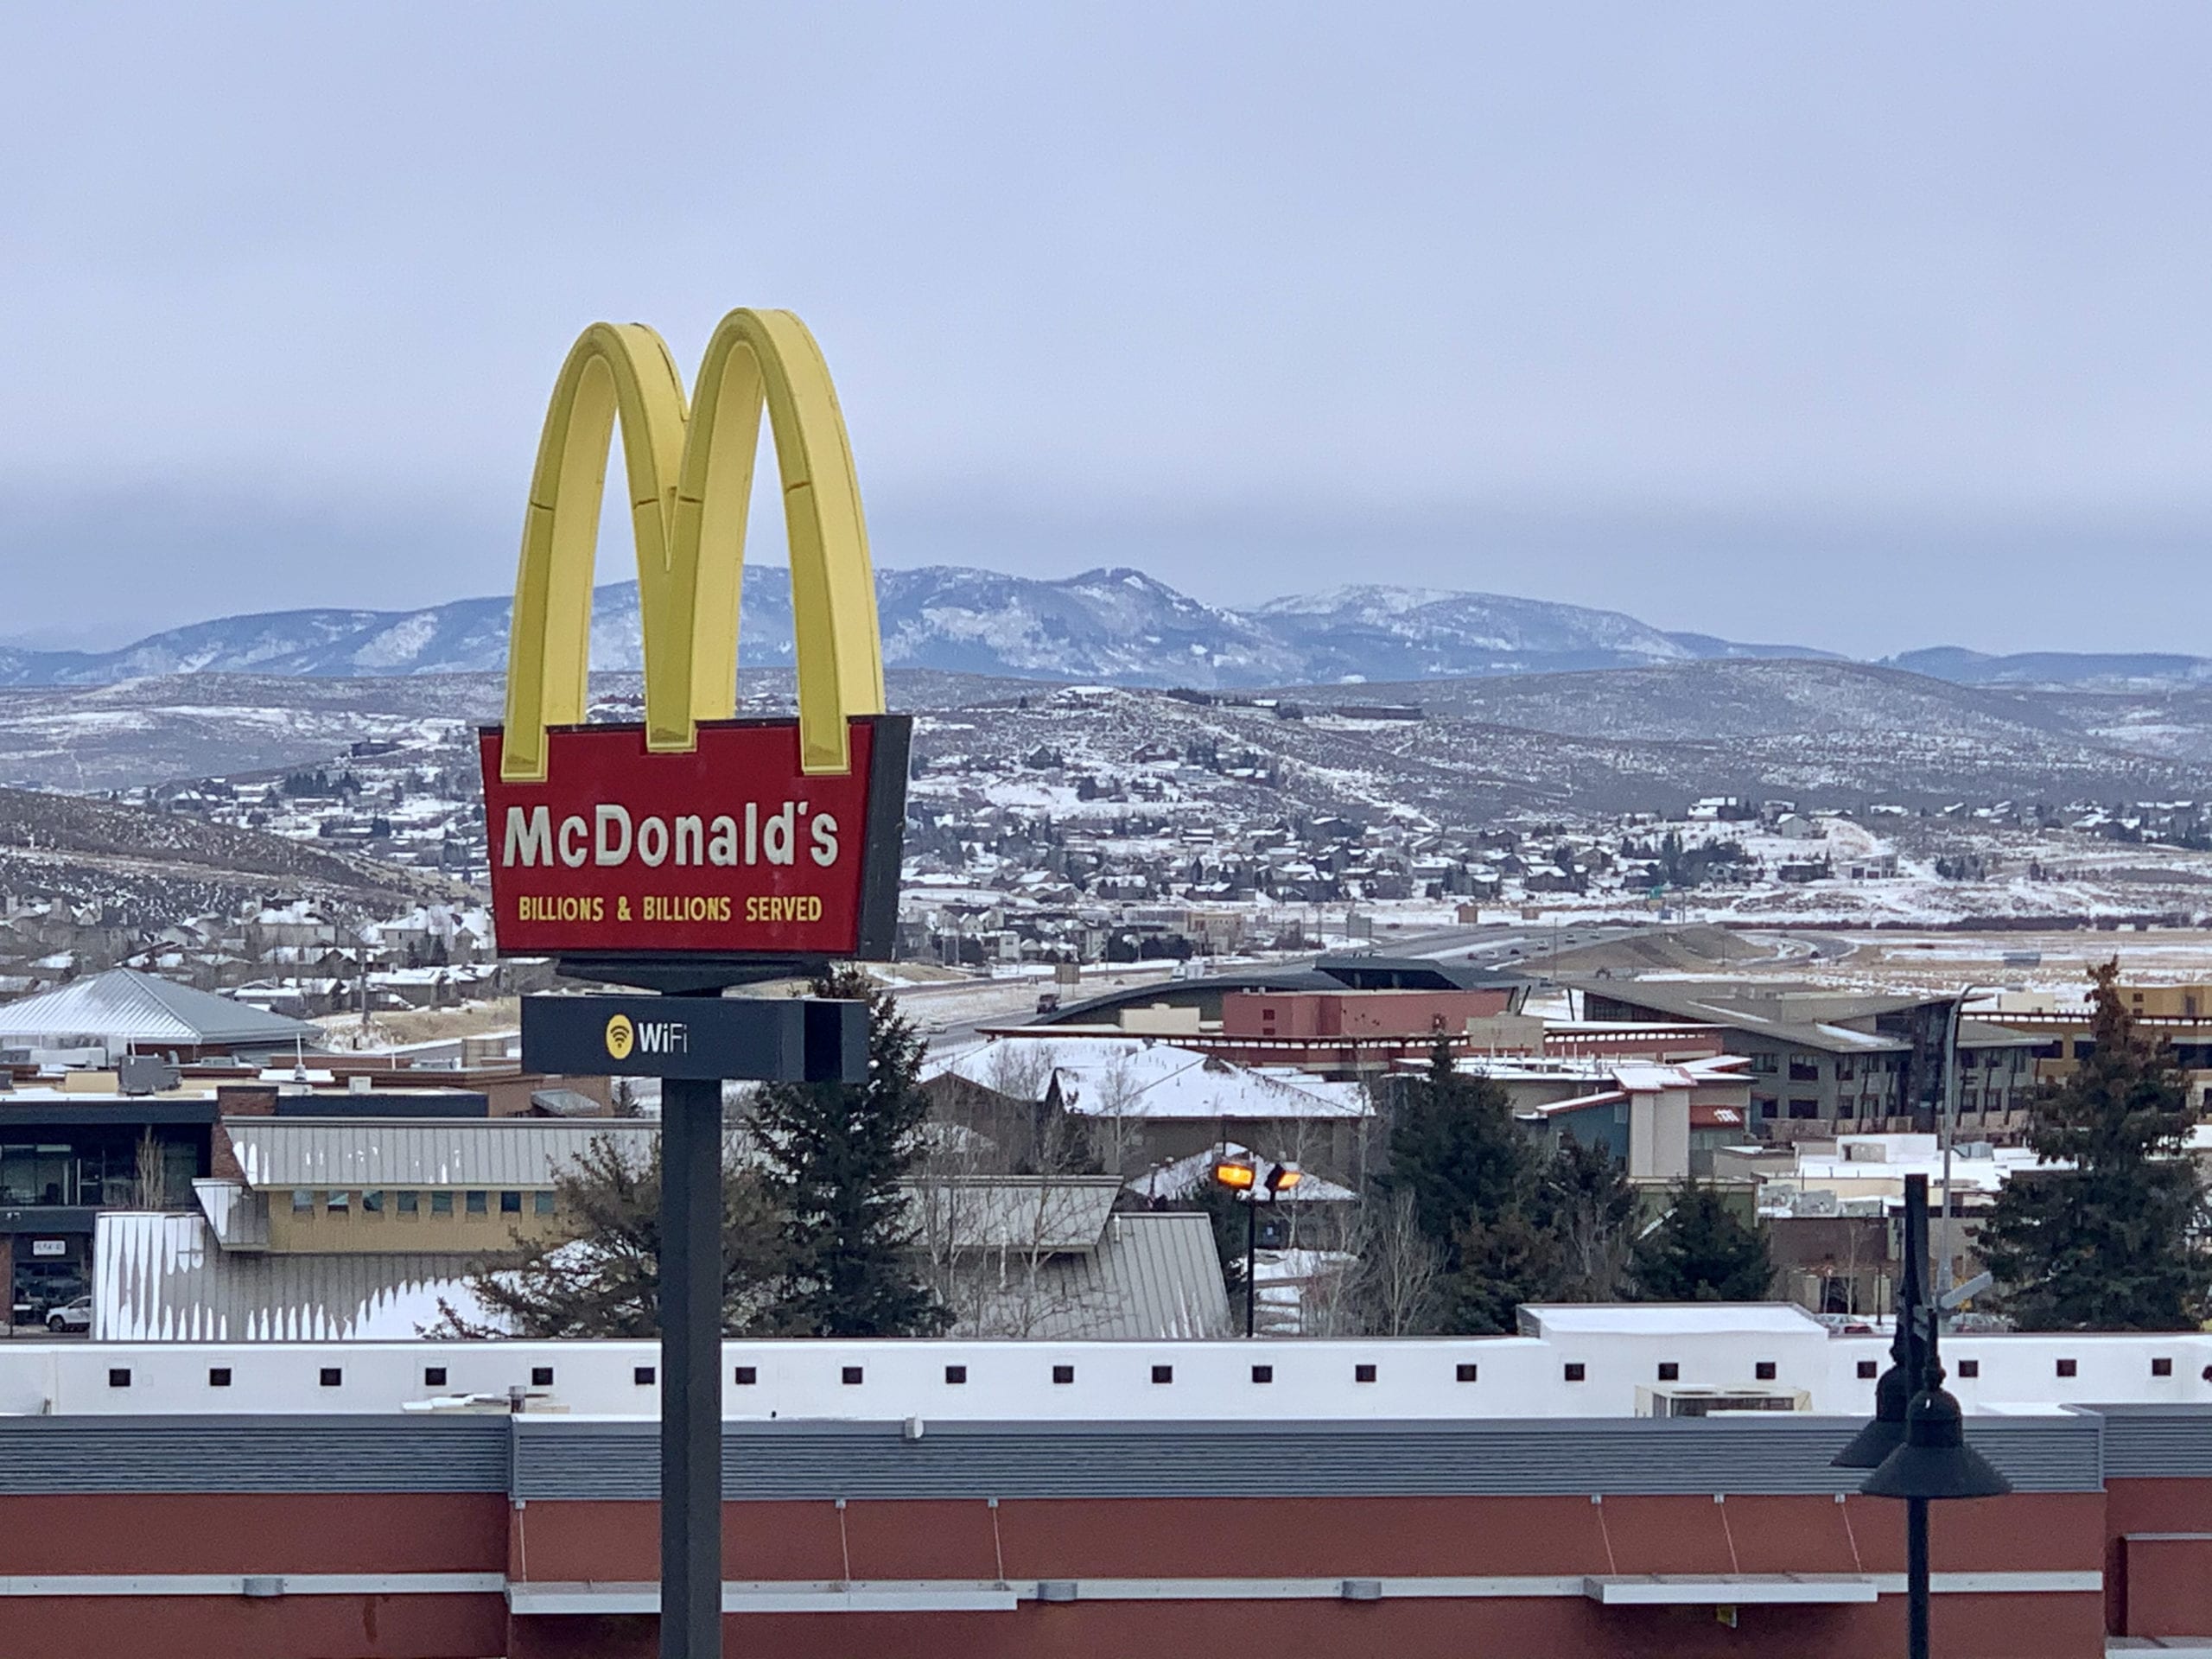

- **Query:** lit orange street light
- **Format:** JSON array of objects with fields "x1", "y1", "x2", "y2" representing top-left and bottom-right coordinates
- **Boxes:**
[{"x1": 1211, "y1": 1154, "x2": 1301, "y2": 1337}]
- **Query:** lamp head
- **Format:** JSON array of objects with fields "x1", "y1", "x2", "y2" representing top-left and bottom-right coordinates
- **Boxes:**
[
  {"x1": 1831, "y1": 1357, "x2": 1911, "y2": 1469},
  {"x1": 1265, "y1": 1162, "x2": 1302, "y2": 1195},
  {"x1": 1859, "y1": 1385, "x2": 2013, "y2": 1501},
  {"x1": 1211, "y1": 1156, "x2": 1257, "y2": 1193}
]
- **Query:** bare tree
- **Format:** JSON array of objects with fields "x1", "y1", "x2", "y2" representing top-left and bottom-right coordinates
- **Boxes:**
[{"x1": 131, "y1": 1128, "x2": 168, "y2": 1211}]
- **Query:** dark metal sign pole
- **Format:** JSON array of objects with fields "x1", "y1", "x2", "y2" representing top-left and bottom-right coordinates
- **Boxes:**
[
  {"x1": 661, "y1": 1072, "x2": 723, "y2": 1659},
  {"x1": 521, "y1": 991, "x2": 868, "y2": 1659}
]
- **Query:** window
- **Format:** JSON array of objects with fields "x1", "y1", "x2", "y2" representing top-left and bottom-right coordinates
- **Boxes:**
[
  {"x1": 1858, "y1": 1361, "x2": 1878, "y2": 1380},
  {"x1": 362, "y1": 1190, "x2": 384, "y2": 1215},
  {"x1": 424, "y1": 1367, "x2": 448, "y2": 1387},
  {"x1": 397, "y1": 1191, "x2": 419, "y2": 1215},
  {"x1": 842, "y1": 1366, "x2": 864, "y2": 1386},
  {"x1": 1788, "y1": 1098, "x2": 1820, "y2": 1120},
  {"x1": 208, "y1": 1368, "x2": 231, "y2": 1388},
  {"x1": 734, "y1": 1367, "x2": 757, "y2": 1385},
  {"x1": 465, "y1": 1191, "x2": 488, "y2": 1216},
  {"x1": 1751, "y1": 1052, "x2": 1778, "y2": 1075},
  {"x1": 1052, "y1": 1364, "x2": 1075, "y2": 1384},
  {"x1": 108, "y1": 1369, "x2": 130, "y2": 1389},
  {"x1": 531, "y1": 1366, "x2": 553, "y2": 1387},
  {"x1": 1355, "y1": 1363, "x2": 1377, "y2": 1383},
  {"x1": 291, "y1": 1188, "x2": 313, "y2": 1213},
  {"x1": 634, "y1": 1367, "x2": 656, "y2": 1386},
  {"x1": 1457, "y1": 1363, "x2": 1478, "y2": 1383},
  {"x1": 1657, "y1": 1362, "x2": 1680, "y2": 1382},
  {"x1": 1563, "y1": 1363, "x2": 1586, "y2": 1382},
  {"x1": 2154, "y1": 1357, "x2": 2174, "y2": 1377},
  {"x1": 2056, "y1": 1358, "x2": 2076, "y2": 1378},
  {"x1": 1250, "y1": 1364, "x2": 1274, "y2": 1384},
  {"x1": 1756, "y1": 1097, "x2": 1778, "y2": 1120},
  {"x1": 1958, "y1": 1359, "x2": 1980, "y2": 1379},
  {"x1": 500, "y1": 1191, "x2": 522, "y2": 1215},
  {"x1": 326, "y1": 1189, "x2": 349, "y2": 1212},
  {"x1": 1151, "y1": 1365, "x2": 1174, "y2": 1384},
  {"x1": 431, "y1": 1192, "x2": 454, "y2": 1216},
  {"x1": 944, "y1": 1365, "x2": 967, "y2": 1385},
  {"x1": 1789, "y1": 1056, "x2": 1821, "y2": 1083},
  {"x1": 319, "y1": 1368, "x2": 342, "y2": 1388},
  {"x1": 533, "y1": 1192, "x2": 555, "y2": 1216}
]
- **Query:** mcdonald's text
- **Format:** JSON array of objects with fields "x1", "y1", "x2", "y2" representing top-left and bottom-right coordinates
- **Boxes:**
[{"x1": 479, "y1": 716, "x2": 905, "y2": 961}]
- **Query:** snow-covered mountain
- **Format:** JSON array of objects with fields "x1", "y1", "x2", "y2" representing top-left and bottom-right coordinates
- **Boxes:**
[{"x1": 0, "y1": 564, "x2": 1831, "y2": 690}]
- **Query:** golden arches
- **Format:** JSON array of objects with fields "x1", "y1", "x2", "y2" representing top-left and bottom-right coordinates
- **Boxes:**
[{"x1": 499, "y1": 308, "x2": 886, "y2": 783}]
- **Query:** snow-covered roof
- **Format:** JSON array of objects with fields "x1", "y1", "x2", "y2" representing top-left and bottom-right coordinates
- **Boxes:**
[
  {"x1": 938, "y1": 1038, "x2": 1370, "y2": 1122},
  {"x1": 95, "y1": 1211, "x2": 488, "y2": 1341},
  {"x1": 1520, "y1": 1303, "x2": 1827, "y2": 1339},
  {"x1": 0, "y1": 968, "x2": 321, "y2": 1049}
]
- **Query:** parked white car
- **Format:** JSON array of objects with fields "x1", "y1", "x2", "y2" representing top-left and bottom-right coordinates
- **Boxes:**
[{"x1": 45, "y1": 1297, "x2": 92, "y2": 1334}]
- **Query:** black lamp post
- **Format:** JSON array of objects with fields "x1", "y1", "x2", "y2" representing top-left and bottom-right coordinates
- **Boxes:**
[
  {"x1": 1835, "y1": 1173, "x2": 2012, "y2": 1659},
  {"x1": 1211, "y1": 1153, "x2": 1301, "y2": 1338}
]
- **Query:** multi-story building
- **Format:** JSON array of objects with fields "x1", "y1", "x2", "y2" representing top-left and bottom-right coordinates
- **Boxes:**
[
  {"x1": 1565, "y1": 979, "x2": 2044, "y2": 1142},
  {"x1": 0, "y1": 1304, "x2": 2207, "y2": 1657}
]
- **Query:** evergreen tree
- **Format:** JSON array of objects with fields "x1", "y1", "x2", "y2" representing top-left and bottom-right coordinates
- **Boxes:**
[
  {"x1": 749, "y1": 967, "x2": 950, "y2": 1337},
  {"x1": 435, "y1": 1133, "x2": 786, "y2": 1338},
  {"x1": 1536, "y1": 1136, "x2": 1638, "y2": 1300},
  {"x1": 1980, "y1": 960, "x2": 2206, "y2": 1331},
  {"x1": 1376, "y1": 1040, "x2": 1536, "y2": 1270},
  {"x1": 1630, "y1": 1177, "x2": 1773, "y2": 1301},
  {"x1": 1447, "y1": 1211, "x2": 1562, "y2": 1334}
]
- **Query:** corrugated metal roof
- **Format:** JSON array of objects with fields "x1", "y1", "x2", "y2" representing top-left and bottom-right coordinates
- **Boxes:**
[
  {"x1": 222, "y1": 1119, "x2": 661, "y2": 1190},
  {"x1": 0, "y1": 968, "x2": 321, "y2": 1048},
  {"x1": 95, "y1": 1212, "x2": 486, "y2": 1341},
  {"x1": 512, "y1": 1411, "x2": 2102, "y2": 1503},
  {"x1": 0, "y1": 1418, "x2": 512, "y2": 1494},
  {"x1": 908, "y1": 1176, "x2": 1122, "y2": 1254},
  {"x1": 945, "y1": 1212, "x2": 1230, "y2": 1341}
]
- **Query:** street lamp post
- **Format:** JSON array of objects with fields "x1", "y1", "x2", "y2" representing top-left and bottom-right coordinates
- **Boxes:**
[
  {"x1": 1834, "y1": 1173, "x2": 2011, "y2": 1659},
  {"x1": 1211, "y1": 1153, "x2": 1301, "y2": 1338}
]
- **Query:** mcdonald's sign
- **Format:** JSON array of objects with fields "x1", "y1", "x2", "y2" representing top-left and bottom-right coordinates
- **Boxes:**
[{"x1": 478, "y1": 309, "x2": 907, "y2": 978}]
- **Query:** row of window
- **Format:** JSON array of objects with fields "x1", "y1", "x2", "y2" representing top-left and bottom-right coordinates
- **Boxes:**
[
  {"x1": 105, "y1": 1355, "x2": 2204, "y2": 1392},
  {"x1": 109, "y1": 1363, "x2": 569, "y2": 1389},
  {"x1": 289, "y1": 1189, "x2": 556, "y2": 1217}
]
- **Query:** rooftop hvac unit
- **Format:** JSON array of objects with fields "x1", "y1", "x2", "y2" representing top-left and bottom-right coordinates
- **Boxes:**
[{"x1": 1636, "y1": 1385, "x2": 1811, "y2": 1419}]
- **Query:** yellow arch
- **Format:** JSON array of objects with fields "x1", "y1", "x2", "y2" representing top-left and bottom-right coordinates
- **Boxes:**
[{"x1": 499, "y1": 308, "x2": 886, "y2": 782}]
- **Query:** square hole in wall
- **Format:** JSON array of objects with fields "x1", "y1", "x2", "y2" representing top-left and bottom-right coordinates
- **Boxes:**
[
  {"x1": 634, "y1": 1367, "x2": 656, "y2": 1386},
  {"x1": 1755, "y1": 1362, "x2": 1777, "y2": 1382},
  {"x1": 1251, "y1": 1365, "x2": 1274, "y2": 1383},
  {"x1": 1151, "y1": 1365, "x2": 1173, "y2": 1384},
  {"x1": 1563, "y1": 1363, "x2": 1586, "y2": 1382},
  {"x1": 1052, "y1": 1364, "x2": 1075, "y2": 1384},
  {"x1": 944, "y1": 1365, "x2": 968, "y2": 1385},
  {"x1": 1456, "y1": 1363, "x2": 1478, "y2": 1383},
  {"x1": 1958, "y1": 1359, "x2": 1980, "y2": 1378},
  {"x1": 424, "y1": 1367, "x2": 448, "y2": 1388},
  {"x1": 842, "y1": 1367, "x2": 864, "y2": 1386},
  {"x1": 531, "y1": 1367, "x2": 553, "y2": 1388},
  {"x1": 1858, "y1": 1361, "x2": 1878, "y2": 1380},
  {"x1": 1657, "y1": 1362, "x2": 1680, "y2": 1382},
  {"x1": 1355, "y1": 1363, "x2": 1377, "y2": 1383},
  {"x1": 319, "y1": 1368, "x2": 342, "y2": 1388},
  {"x1": 734, "y1": 1367, "x2": 758, "y2": 1386},
  {"x1": 2056, "y1": 1358, "x2": 2077, "y2": 1378},
  {"x1": 108, "y1": 1369, "x2": 130, "y2": 1389},
  {"x1": 208, "y1": 1368, "x2": 232, "y2": 1388},
  {"x1": 2153, "y1": 1357, "x2": 2174, "y2": 1377}
]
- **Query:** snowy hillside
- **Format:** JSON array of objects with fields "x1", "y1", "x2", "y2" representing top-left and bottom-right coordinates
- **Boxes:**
[{"x1": 0, "y1": 567, "x2": 1814, "y2": 690}]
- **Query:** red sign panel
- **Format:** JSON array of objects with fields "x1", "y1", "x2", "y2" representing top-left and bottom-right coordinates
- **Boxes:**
[{"x1": 479, "y1": 716, "x2": 907, "y2": 964}]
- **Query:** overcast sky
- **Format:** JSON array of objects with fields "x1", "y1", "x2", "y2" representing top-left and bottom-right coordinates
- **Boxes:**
[{"x1": 5, "y1": 3, "x2": 2210, "y2": 656}]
